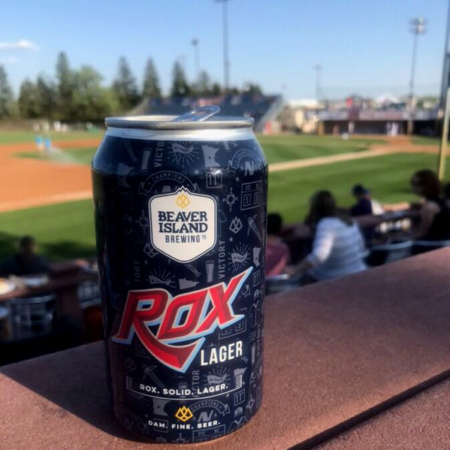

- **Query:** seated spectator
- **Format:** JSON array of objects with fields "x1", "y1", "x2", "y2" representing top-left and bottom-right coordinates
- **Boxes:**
[
  {"x1": 410, "y1": 170, "x2": 450, "y2": 240},
  {"x1": 350, "y1": 184, "x2": 384, "y2": 216},
  {"x1": 290, "y1": 191, "x2": 367, "y2": 281},
  {"x1": 265, "y1": 213, "x2": 290, "y2": 276},
  {"x1": 1, "y1": 236, "x2": 51, "y2": 276}
]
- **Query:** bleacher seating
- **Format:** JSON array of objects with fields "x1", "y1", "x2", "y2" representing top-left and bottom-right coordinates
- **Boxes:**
[
  {"x1": 412, "y1": 239, "x2": 450, "y2": 255},
  {"x1": 9, "y1": 295, "x2": 56, "y2": 340},
  {"x1": 366, "y1": 240, "x2": 413, "y2": 267},
  {"x1": 132, "y1": 94, "x2": 284, "y2": 131}
]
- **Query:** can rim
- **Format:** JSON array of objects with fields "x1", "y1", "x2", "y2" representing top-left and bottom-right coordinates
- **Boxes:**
[{"x1": 105, "y1": 115, "x2": 254, "y2": 130}]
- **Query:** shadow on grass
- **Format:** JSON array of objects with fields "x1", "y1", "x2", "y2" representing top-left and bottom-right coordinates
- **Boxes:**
[
  {"x1": 42, "y1": 240, "x2": 96, "y2": 261},
  {"x1": 0, "y1": 232, "x2": 96, "y2": 263},
  {"x1": 0, "y1": 232, "x2": 19, "y2": 260}
]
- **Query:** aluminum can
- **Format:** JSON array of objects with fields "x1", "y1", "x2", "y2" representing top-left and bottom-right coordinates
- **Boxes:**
[{"x1": 92, "y1": 107, "x2": 268, "y2": 443}]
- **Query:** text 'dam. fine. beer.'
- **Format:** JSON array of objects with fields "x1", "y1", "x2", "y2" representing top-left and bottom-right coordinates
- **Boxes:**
[{"x1": 92, "y1": 107, "x2": 268, "y2": 443}]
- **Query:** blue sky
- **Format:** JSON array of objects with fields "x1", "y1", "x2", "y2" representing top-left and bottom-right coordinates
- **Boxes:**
[{"x1": 0, "y1": 0, "x2": 448, "y2": 99}]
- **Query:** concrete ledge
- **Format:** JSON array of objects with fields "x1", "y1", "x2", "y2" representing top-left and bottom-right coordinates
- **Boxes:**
[
  {"x1": 2, "y1": 249, "x2": 450, "y2": 449},
  {"x1": 318, "y1": 379, "x2": 450, "y2": 450}
]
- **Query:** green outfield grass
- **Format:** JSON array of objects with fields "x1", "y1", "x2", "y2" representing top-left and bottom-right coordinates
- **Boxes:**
[
  {"x1": 257, "y1": 134, "x2": 385, "y2": 163},
  {"x1": 269, "y1": 153, "x2": 448, "y2": 223},
  {"x1": 0, "y1": 152, "x2": 447, "y2": 262},
  {"x1": 0, "y1": 130, "x2": 103, "y2": 145},
  {"x1": 410, "y1": 137, "x2": 440, "y2": 146},
  {"x1": 14, "y1": 134, "x2": 384, "y2": 166},
  {"x1": 0, "y1": 200, "x2": 96, "y2": 262}
]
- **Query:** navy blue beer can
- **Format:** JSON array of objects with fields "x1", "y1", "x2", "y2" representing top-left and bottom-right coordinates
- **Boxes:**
[{"x1": 92, "y1": 107, "x2": 268, "y2": 443}]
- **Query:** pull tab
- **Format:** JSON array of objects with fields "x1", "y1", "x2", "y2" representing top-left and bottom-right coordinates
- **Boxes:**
[{"x1": 172, "y1": 105, "x2": 220, "y2": 122}]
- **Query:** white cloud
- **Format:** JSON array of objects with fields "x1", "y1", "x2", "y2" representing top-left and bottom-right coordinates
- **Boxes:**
[
  {"x1": 0, "y1": 57, "x2": 19, "y2": 64},
  {"x1": 0, "y1": 39, "x2": 39, "y2": 51}
]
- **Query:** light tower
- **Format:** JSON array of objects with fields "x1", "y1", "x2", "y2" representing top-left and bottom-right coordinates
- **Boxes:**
[
  {"x1": 215, "y1": 0, "x2": 232, "y2": 91},
  {"x1": 314, "y1": 64, "x2": 322, "y2": 101},
  {"x1": 409, "y1": 18, "x2": 426, "y2": 109},
  {"x1": 192, "y1": 38, "x2": 200, "y2": 82}
]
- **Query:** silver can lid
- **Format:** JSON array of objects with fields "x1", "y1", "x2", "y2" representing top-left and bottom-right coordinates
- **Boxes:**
[{"x1": 105, "y1": 106, "x2": 254, "y2": 130}]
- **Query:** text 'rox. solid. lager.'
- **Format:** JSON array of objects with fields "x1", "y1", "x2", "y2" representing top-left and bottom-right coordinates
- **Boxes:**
[{"x1": 92, "y1": 106, "x2": 268, "y2": 443}]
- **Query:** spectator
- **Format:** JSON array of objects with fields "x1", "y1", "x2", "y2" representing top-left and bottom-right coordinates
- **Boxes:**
[
  {"x1": 1, "y1": 236, "x2": 51, "y2": 276},
  {"x1": 350, "y1": 184, "x2": 384, "y2": 217},
  {"x1": 291, "y1": 191, "x2": 367, "y2": 281},
  {"x1": 410, "y1": 170, "x2": 450, "y2": 240},
  {"x1": 265, "y1": 213, "x2": 290, "y2": 276}
]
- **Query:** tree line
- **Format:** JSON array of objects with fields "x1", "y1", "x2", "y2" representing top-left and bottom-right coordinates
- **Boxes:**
[{"x1": 0, "y1": 52, "x2": 263, "y2": 122}]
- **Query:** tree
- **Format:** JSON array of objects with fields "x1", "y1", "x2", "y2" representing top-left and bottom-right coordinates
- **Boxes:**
[
  {"x1": 36, "y1": 75, "x2": 57, "y2": 119},
  {"x1": 112, "y1": 57, "x2": 140, "y2": 111},
  {"x1": 0, "y1": 65, "x2": 14, "y2": 118},
  {"x1": 142, "y1": 58, "x2": 161, "y2": 99},
  {"x1": 18, "y1": 79, "x2": 40, "y2": 118},
  {"x1": 55, "y1": 52, "x2": 75, "y2": 120},
  {"x1": 195, "y1": 71, "x2": 212, "y2": 96},
  {"x1": 170, "y1": 61, "x2": 190, "y2": 98},
  {"x1": 211, "y1": 82, "x2": 222, "y2": 96},
  {"x1": 72, "y1": 66, "x2": 118, "y2": 121},
  {"x1": 243, "y1": 82, "x2": 263, "y2": 95},
  {"x1": 417, "y1": 96, "x2": 438, "y2": 109}
]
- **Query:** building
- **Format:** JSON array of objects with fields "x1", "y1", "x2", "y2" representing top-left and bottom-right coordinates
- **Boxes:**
[{"x1": 278, "y1": 99, "x2": 326, "y2": 134}]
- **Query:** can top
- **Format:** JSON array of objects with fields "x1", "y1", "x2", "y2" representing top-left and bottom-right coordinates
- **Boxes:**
[{"x1": 105, "y1": 106, "x2": 254, "y2": 131}]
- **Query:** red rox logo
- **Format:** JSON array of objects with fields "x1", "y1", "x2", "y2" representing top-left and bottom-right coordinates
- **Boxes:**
[{"x1": 112, "y1": 267, "x2": 252, "y2": 372}]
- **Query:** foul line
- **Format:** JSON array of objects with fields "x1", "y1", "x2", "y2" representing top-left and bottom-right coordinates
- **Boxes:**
[{"x1": 269, "y1": 148, "x2": 393, "y2": 173}]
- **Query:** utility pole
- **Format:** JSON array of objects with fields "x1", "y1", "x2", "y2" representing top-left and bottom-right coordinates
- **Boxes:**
[
  {"x1": 409, "y1": 18, "x2": 426, "y2": 109},
  {"x1": 215, "y1": 0, "x2": 232, "y2": 92},
  {"x1": 192, "y1": 38, "x2": 200, "y2": 82},
  {"x1": 314, "y1": 64, "x2": 322, "y2": 101}
]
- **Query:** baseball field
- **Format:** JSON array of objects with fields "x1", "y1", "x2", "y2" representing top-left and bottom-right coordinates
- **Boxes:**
[{"x1": 0, "y1": 131, "x2": 447, "y2": 261}]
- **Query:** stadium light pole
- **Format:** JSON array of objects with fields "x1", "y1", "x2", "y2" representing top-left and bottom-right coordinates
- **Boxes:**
[
  {"x1": 192, "y1": 38, "x2": 200, "y2": 82},
  {"x1": 215, "y1": 0, "x2": 232, "y2": 92},
  {"x1": 314, "y1": 64, "x2": 322, "y2": 101},
  {"x1": 409, "y1": 18, "x2": 426, "y2": 109}
]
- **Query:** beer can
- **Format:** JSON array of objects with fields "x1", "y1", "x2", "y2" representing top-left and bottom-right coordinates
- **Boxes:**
[{"x1": 92, "y1": 106, "x2": 268, "y2": 443}]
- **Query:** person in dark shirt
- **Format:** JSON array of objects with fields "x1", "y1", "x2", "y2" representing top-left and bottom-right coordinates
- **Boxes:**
[
  {"x1": 410, "y1": 170, "x2": 450, "y2": 241},
  {"x1": 350, "y1": 184, "x2": 374, "y2": 216},
  {"x1": 1, "y1": 236, "x2": 51, "y2": 276}
]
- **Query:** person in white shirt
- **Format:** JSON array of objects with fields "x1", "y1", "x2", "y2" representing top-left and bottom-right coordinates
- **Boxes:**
[{"x1": 292, "y1": 191, "x2": 368, "y2": 282}]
